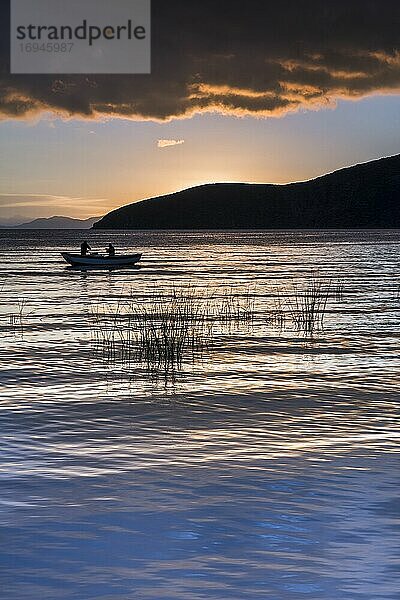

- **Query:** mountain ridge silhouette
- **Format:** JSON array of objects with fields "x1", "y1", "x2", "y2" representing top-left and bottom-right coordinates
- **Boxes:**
[{"x1": 93, "y1": 155, "x2": 400, "y2": 229}]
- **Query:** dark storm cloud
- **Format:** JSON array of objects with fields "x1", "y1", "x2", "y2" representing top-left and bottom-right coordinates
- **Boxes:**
[{"x1": 0, "y1": 0, "x2": 399, "y2": 120}]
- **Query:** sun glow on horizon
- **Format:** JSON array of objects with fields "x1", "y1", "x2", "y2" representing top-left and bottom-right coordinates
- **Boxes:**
[{"x1": 0, "y1": 95, "x2": 399, "y2": 222}]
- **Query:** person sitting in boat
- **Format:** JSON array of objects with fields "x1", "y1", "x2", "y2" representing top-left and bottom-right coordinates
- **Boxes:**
[
  {"x1": 106, "y1": 243, "x2": 115, "y2": 257},
  {"x1": 81, "y1": 240, "x2": 91, "y2": 256}
]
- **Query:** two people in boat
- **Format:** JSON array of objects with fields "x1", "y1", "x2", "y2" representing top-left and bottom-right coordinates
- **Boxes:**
[{"x1": 80, "y1": 241, "x2": 115, "y2": 257}]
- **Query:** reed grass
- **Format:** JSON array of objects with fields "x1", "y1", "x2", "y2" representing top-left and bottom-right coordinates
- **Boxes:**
[
  {"x1": 90, "y1": 276, "x2": 342, "y2": 371},
  {"x1": 286, "y1": 278, "x2": 331, "y2": 334},
  {"x1": 90, "y1": 285, "x2": 256, "y2": 371},
  {"x1": 8, "y1": 298, "x2": 28, "y2": 335},
  {"x1": 270, "y1": 275, "x2": 344, "y2": 335}
]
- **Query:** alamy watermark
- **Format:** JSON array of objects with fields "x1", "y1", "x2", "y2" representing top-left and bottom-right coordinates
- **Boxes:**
[{"x1": 10, "y1": 0, "x2": 151, "y2": 74}]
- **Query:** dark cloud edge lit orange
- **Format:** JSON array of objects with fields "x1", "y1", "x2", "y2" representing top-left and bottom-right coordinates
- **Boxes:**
[{"x1": 0, "y1": 0, "x2": 399, "y2": 122}]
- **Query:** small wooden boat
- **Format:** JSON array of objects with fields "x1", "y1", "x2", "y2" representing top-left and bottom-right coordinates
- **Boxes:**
[{"x1": 61, "y1": 252, "x2": 142, "y2": 267}]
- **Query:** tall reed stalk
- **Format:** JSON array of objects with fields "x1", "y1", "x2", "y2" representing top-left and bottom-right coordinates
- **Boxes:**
[{"x1": 8, "y1": 298, "x2": 28, "y2": 335}]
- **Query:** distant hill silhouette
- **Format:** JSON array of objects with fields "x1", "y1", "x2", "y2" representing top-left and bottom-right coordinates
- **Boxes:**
[
  {"x1": 94, "y1": 155, "x2": 400, "y2": 229},
  {"x1": 14, "y1": 216, "x2": 98, "y2": 229}
]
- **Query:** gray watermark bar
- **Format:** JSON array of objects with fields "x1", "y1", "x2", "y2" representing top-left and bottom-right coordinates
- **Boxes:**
[{"x1": 10, "y1": 0, "x2": 151, "y2": 74}]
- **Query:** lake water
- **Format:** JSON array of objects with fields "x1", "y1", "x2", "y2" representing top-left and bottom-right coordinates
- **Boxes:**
[{"x1": 0, "y1": 229, "x2": 399, "y2": 599}]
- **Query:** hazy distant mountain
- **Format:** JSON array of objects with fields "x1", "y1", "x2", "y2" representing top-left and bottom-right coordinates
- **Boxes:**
[
  {"x1": 13, "y1": 216, "x2": 99, "y2": 229},
  {"x1": 94, "y1": 155, "x2": 400, "y2": 230}
]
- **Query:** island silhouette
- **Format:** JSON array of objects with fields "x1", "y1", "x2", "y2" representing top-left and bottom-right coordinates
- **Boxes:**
[{"x1": 93, "y1": 154, "x2": 399, "y2": 230}]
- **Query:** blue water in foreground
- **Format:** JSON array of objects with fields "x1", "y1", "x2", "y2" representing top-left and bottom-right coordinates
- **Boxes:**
[{"x1": 0, "y1": 230, "x2": 399, "y2": 599}]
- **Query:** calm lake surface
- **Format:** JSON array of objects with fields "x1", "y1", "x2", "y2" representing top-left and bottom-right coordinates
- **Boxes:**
[{"x1": 0, "y1": 229, "x2": 399, "y2": 599}]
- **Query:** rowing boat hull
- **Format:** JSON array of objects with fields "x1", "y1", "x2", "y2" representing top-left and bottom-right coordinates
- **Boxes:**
[{"x1": 61, "y1": 252, "x2": 142, "y2": 266}]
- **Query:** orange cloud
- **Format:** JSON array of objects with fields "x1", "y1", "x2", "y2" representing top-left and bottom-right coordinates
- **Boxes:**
[{"x1": 157, "y1": 139, "x2": 185, "y2": 148}]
